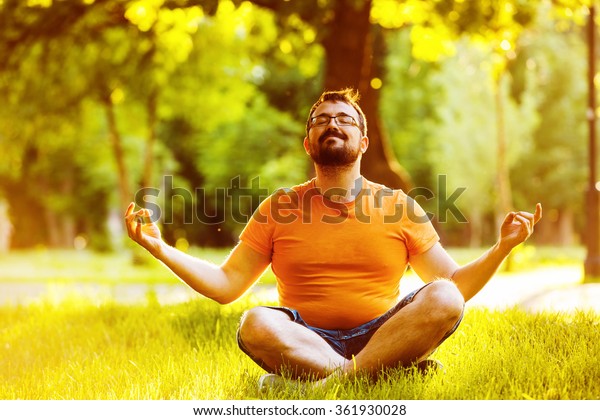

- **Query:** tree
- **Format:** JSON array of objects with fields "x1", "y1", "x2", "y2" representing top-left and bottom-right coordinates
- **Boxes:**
[
  {"x1": 509, "y1": 10, "x2": 588, "y2": 245},
  {"x1": 0, "y1": 4, "x2": 119, "y2": 248},
  {"x1": 241, "y1": 0, "x2": 412, "y2": 190},
  {"x1": 0, "y1": 0, "x2": 594, "y2": 251},
  {"x1": 0, "y1": 0, "x2": 203, "y2": 247},
  {"x1": 156, "y1": 2, "x2": 310, "y2": 246},
  {"x1": 381, "y1": 0, "x2": 591, "y2": 247}
]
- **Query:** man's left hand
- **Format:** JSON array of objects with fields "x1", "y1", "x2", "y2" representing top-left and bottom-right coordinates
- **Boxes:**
[{"x1": 498, "y1": 203, "x2": 542, "y2": 254}]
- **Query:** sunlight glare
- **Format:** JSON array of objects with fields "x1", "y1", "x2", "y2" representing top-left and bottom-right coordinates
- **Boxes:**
[
  {"x1": 370, "y1": 78, "x2": 383, "y2": 90},
  {"x1": 279, "y1": 39, "x2": 292, "y2": 54},
  {"x1": 110, "y1": 88, "x2": 125, "y2": 105},
  {"x1": 73, "y1": 236, "x2": 88, "y2": 251},
  {"x1": 26, "y1": 0, "x2": 52, "y2": 7}
]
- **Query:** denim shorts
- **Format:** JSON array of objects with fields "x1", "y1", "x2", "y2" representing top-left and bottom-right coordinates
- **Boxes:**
[{"x1": 237, "y1": 282, "x2": 464, "y2": 372}]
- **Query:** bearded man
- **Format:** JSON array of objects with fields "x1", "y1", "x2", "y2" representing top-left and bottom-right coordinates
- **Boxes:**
[{"x1": 125, "y1": 89, "x2": 542, "y2": 390}]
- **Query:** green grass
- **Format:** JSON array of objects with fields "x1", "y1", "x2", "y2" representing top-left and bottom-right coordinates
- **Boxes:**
[
  {"x1": 0, "y1": 249, "x2": 173, "y2": 284},
  {"x1": 0, "y1": 245, "x2": 583, "y2": 286},
  {"x1": 0, "y1": 246, "x2": 595, "y2": 399},
  {"x1": 0, "y1": 248, "x2": 277, "y2": 285},
  {"x1": 1, "y1": 295, "x2": 598, "y2": 400},
  {"x1": 446, "y1": 244, "x2": 585, "y2": 270}
]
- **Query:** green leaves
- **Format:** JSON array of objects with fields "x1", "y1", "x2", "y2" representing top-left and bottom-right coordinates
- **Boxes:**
[
  {"x1": 0, "y1": 0, "x2": 594, "y2": 248},
  {"x1": 125, "y1": 0, "x2": 164, "y2": 32}
]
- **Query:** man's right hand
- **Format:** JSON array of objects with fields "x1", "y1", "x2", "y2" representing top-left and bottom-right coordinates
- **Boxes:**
[
  {"x1": 124, "y1": 202, "x2": 163, "y2": 257},
  {"x1": 125, "y1": 203, "x2": 271, "y2": 304}
]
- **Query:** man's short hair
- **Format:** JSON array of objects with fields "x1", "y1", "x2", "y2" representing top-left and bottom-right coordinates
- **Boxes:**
[{"x1": 306, "y1": 88, "x2": 367, "y2": 136}]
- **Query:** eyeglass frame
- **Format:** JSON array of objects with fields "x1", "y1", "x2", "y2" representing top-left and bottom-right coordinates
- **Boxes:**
[{"x1": 308, "y1": 113, "x2": 361, "y2": 131}]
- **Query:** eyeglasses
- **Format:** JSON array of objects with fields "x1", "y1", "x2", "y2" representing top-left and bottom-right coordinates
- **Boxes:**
[{"x1": 309, "y1": 113, "x2": 359, "y2": 129}]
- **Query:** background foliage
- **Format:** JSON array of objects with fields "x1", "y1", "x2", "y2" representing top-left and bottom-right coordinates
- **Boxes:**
[{"x1": 0, "y1": 0, "x2": 593, "y2": 251}]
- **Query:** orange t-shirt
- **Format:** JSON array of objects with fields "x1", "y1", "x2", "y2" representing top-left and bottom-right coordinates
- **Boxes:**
[{"x1": 239, "y1": 177, "x2": 439, "y2": 330}]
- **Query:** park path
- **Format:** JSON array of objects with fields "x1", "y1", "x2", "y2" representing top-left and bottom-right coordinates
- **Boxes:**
[{"x1": 1, "y1": 265, "x2": 599, "y2": 313}]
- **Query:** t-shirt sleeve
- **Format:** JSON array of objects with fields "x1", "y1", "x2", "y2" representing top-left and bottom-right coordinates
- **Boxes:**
[
  {"x1": 400, "y1": 195, "x2": 440, "y2": 255},
  {"x1": 239, "y1": 195, "x2": 275, "y2": 256}
]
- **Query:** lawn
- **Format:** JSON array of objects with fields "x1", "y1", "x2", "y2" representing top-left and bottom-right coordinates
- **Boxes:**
[
  {"x1": 0, "y1": 246, "x2": 598, "y2": 400},
  {"x1": 1, "y1": 295, "x2": 598, "y2": 400},
  {"x1": 0, "y1": 245, "x2": 585, "y2": 285},
  {"x1": 0, "y1": 247, "x2": 238, "y2": 285}
]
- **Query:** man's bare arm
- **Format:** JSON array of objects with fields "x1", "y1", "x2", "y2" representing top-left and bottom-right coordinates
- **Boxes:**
[
  {"x1": 124, "y1": 203, "x2": 270, "y2": 304},
  {"x1": 409, "y1": 203, "x2": 542, "y2": 302}
]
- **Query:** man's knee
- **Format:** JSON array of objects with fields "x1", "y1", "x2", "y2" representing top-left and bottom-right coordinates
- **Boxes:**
[
  {"x1": 420, "y1": 280, "x2": 465, "y2": 326},
  {"x1": 238, "y1": 306, "x2": 286, "y2": 350}
]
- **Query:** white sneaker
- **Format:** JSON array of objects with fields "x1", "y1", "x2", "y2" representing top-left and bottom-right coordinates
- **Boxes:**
[{"x1": 257, "y1": 373, "x2": 286, "y2": 392}]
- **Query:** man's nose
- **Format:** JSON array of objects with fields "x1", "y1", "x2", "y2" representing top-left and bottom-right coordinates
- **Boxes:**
[{"x1": 326, "y1": 117, "x2": 342, "y2": 129}]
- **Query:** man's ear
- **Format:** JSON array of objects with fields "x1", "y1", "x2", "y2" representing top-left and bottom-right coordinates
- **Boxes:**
[
  {"x1": 361, "y1": 136, "x2": 369, "y2": 153},
  {"x1": 303, "y1": 137, "x2": 311, "y2": 155}
]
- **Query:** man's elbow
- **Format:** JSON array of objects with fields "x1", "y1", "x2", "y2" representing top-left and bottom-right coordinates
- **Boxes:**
[{"x1": 209, "y1": 290, "x2": 240, "y2": 305}]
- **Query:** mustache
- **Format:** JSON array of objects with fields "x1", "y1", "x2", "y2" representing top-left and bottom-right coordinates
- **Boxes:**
[{"x1": 319, "y1": 129, "x2": 348, "y2": 143}]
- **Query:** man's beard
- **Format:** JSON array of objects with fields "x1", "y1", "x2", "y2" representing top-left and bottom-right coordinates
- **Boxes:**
[{"x1": 308, "y1": 129, "x2": 361, "y2": 167}]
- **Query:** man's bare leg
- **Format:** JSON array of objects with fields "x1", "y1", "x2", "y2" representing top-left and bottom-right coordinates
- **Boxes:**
[
  {"x1": 343, "y1": 279, "x2": 464, "y2": 377},
  {"x1": 238, "y1": 307, "x2": 346, "y2": 379},
  {"x1": 239, "y1": 279, "x2": 464, "y2": 382}
]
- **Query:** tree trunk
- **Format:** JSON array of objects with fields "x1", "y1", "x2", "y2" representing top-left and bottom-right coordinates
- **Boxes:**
[
  {"x1": 0, "y1": 200, "x2": 12, "y2": 252},
  {"x1": 557, "y1": 208, "x2": 575, "y2": 246},
  {"x1": 321, "y1": 0, "x2": 411, "y2": 191},
  {"x1": 3, "y1": 144, "x2": 47, "y2": 248},
  {"x1": 495, "y1": 74, "x2": 515, "y2": 271},
  {"x1": 534, "y1": 207, "x2": 575, "y2": 246},
  {"x1": 142, "y1": 89, "x2": 158, "y2": 189},
  {"x1": 104, "y1": 98, "x2": 132, "y2": 211},
  {"x1": 495, "y1": 74, "x2": 513, "y2": 226},
  {"x1": 469, "y1": 207, "x2": 483, "y2": 248}
]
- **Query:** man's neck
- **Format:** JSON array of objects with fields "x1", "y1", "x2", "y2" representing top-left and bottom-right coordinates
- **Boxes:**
[{"x1": 313, "y1": 163, "x2": 363, "y2": 203}]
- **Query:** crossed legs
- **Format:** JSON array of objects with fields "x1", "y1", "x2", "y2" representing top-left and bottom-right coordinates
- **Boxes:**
[{"x1": 237, "y1": 279, "x2": 465, "y2": 379}]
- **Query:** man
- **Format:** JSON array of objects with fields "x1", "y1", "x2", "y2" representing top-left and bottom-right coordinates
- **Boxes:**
[{"x1": 125, "y1": 89, "x2": 542, "y2": 389}]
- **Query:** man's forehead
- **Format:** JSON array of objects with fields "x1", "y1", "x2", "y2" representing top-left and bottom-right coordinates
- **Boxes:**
[{"x1": 313, "y1": 100, "x2": 359, "y2": 119}]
